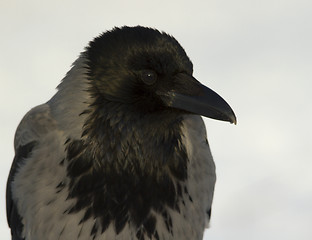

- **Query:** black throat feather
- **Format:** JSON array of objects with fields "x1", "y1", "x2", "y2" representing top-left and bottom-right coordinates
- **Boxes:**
[{"x1": 64, "y1": 93, "x2": 189, "y2": 238}]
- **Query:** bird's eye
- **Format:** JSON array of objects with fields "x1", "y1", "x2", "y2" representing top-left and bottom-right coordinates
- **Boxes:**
[{"x1": 141, "y1": 70, "x2": 157, "y2": 85}]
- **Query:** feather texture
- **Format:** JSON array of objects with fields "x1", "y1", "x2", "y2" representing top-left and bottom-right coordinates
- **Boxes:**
[{"x1": 7, "y1": 26, "x2": 235, "y2": 240}]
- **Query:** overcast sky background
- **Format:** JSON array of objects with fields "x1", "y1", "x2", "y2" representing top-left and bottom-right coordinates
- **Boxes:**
[{"x1": 1, "y1": 0, "x2": 311, "y2": 239}]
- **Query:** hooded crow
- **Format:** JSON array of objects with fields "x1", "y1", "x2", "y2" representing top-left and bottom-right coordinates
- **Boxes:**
[{"x1": 7, "y1": 26, "x2": 236, "y2": 240}]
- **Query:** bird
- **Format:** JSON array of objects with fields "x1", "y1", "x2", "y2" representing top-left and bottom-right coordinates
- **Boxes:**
[{"x1": 6, "y1": 26, "x2": 236, "y2": 240}]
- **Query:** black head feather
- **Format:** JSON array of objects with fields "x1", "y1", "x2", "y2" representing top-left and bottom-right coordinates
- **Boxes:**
[{"x1": 85, "y1": 26, "x2": 193, "y2": 113}]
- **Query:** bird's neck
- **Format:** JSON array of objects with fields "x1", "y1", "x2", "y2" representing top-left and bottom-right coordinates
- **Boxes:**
[
  {"x1": 77, "y1": 96, "x2": 188, "y2": 178},
  {"x1": 64, "y1": 98, "x2": 189, "y2": 236}
]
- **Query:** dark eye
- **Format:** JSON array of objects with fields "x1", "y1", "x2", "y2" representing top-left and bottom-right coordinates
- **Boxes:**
[{"x1": 141, "y1": 70, "x2": 157, "y2": 85}]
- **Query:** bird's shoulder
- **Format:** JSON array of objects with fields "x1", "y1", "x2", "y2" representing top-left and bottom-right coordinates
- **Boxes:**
[
  {"x1": 7, "y1": 103, "x2": 59, "y2": 239},
  {"x1": 14, "y1": 103, "x2": 58, "y2": 150},
  {"x1": 181, "y1": 114, "x2": 216, "y2": 228}
]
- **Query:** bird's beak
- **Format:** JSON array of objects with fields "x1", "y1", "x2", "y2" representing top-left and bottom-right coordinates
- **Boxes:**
[{"x1": 158, "y1": 73, "x2": 237, "y2": 124}]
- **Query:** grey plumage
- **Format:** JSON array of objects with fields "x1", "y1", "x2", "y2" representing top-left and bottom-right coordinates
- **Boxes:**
[{"x1": 7, "y1": 26, "x2": 236, "y2": 240}]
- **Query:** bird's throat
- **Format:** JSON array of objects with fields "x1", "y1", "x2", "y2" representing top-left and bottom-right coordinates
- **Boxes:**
[{"x1": 63, "y1": 101, "x2": 190, "y2": 237}]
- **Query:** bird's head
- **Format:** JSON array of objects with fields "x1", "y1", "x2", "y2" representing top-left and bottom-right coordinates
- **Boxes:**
[{"x1": 85, "y1": 26, "x2": 236, "y2": 124}]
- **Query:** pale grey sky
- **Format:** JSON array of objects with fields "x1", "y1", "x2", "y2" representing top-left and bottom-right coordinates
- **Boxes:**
[{"x1": 1, "y1": 0, "x2": 312, "y2": 239}]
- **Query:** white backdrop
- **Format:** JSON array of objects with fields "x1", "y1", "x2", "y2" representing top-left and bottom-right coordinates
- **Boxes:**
[{"x1": 1, "y1": 0, "x2": 311, "y2": 239}]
